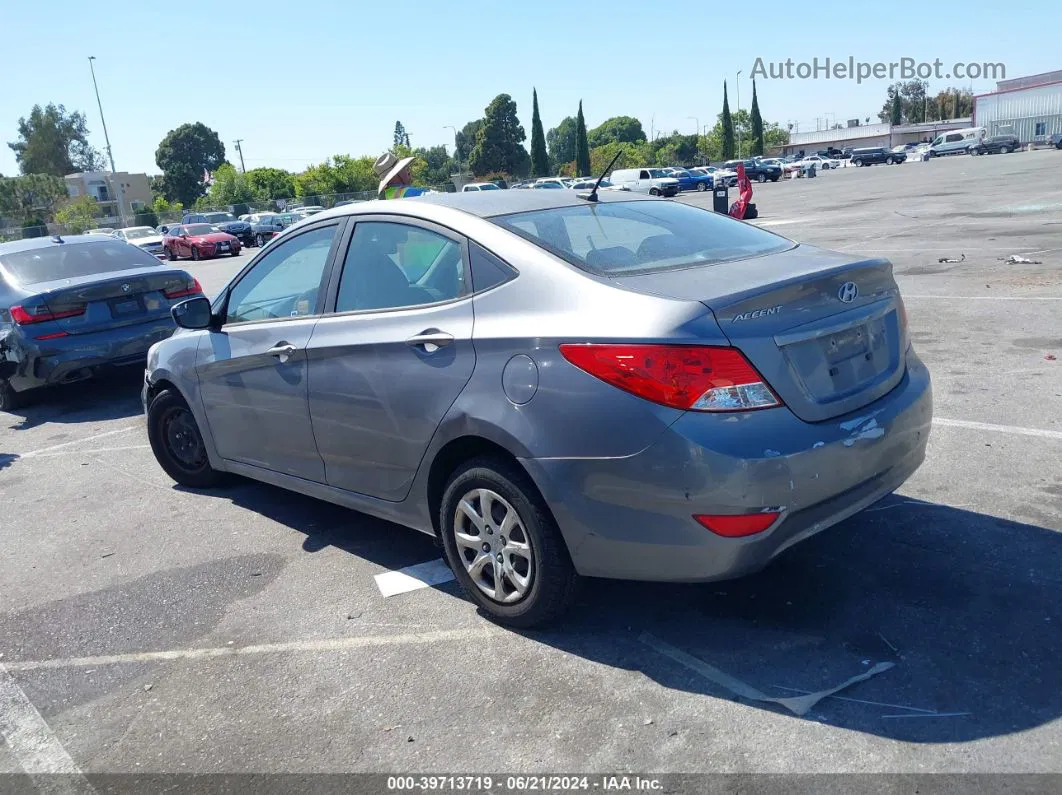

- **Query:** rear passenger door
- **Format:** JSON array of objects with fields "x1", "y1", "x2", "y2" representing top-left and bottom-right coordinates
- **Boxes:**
[{"x1": 306, "y1": 218, "x2": 477, "y2": 501}]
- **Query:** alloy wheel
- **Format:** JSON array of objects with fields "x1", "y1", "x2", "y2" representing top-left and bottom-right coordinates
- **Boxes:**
[{"x1": 453, "y1": 488, "x2": 534, "y2": 604}]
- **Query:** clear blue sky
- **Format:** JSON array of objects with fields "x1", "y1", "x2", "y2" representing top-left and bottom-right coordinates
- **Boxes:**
[{"x1": 2, "y1": 0, "x2": 1057, "y2": 176}]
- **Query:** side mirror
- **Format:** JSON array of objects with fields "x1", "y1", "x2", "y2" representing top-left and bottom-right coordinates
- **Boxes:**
[{"x1": 171, "y1": 295, "x2": 213, "y2": 330}]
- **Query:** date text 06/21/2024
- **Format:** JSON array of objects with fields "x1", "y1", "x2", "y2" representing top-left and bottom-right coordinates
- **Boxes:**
[{"x1": 386, "y1": 775, "x2": 664, "y2": 791}]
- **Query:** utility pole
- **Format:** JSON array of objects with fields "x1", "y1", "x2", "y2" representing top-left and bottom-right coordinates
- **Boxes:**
[
  {"x1": 735, "y1": 70, "x2": 743, "y2": 158},
  {"x1": 233, "y1": 139, "x2": 246, "y2": 173},
  {"x1": 87, "y1": 56, "x2": 127, "y2": 229},
  {"x1": 444, "y1": 126, "x2": 460, "y2": 175}
]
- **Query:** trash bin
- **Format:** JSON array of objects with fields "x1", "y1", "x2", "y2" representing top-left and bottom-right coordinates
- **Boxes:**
[{"x1": 712, "y1": 181, "x2": 729, "y2": 213}]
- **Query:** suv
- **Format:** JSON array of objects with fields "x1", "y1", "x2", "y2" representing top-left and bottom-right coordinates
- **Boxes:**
[
  {"x1": 724, "y1": 159, "x2": 782, "y2": 183},
  {"x1": 183, "y1": 212, "x2": 255, "y2": 247},
  {"x1": 967, "y1": 134, "x2": 1020, "y2": 155},
  {"x1": 850, "y1": 147, "x2": 906, "y2": 166}
]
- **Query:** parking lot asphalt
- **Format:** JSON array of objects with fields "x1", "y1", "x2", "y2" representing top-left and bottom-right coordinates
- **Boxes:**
[{"x1": 1, "y1": 150, "x2": 1061, "y2": 779}]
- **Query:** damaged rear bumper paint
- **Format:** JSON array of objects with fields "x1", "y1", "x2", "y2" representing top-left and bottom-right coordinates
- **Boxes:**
[{"x1": 521, "y1": 348, "x2": 933, "y2": 582}]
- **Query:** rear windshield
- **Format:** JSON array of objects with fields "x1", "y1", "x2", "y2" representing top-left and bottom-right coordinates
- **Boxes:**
[
  {"x1": 184, "y1": 224, "x2": 217, "y2": 235},
  {"x1": 1, "y1": 240, "x2": 164, "y2": 284},
  {"x1": 203, "y1": 213, "x2": 236, "y2": 223},
  {"x1": 491, "y1": 200, "x2": 794, "y2": 276}
]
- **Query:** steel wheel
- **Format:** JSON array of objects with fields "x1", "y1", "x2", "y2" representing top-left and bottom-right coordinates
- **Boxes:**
[
  {"x1": 453, "y1": 488, "x2": 534, "y2": 604},
  {"x1": 163, "y1": 405, "x2": 207, "y2": 472}
]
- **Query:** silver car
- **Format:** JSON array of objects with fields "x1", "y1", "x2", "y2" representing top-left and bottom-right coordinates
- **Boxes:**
[{"x1": 144, "y1": 191, "x2": 932, "y2": 627}]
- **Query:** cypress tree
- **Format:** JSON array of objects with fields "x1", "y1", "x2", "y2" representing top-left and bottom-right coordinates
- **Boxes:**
[
  {"x1": 721, "y1": 82, "x2": 735, "y2": 160},
  {"x1": 575, "y1": 101, "x2": 591, "y2": 177},
  {"x1": 890, "y1": 92, "x2": 902, "y2": 126},
  {"x1": 750, "y1": 79, "x2": 764, "y2": 156},
  {"x1": 530, "y1": 89, "x2": 549, "y2": 177}
]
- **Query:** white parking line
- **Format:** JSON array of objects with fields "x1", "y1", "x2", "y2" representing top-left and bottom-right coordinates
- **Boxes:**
[
  {"x1": 0, "y1": 663, "x2": 95, "y2": 793},
  {"x1": 933, "y1": 418, "x2": 1062, "y2": 441},
  {"x1": 904, "y1": 295, "x2": 1062, "y2": 301},
  {"x1": 25, "y1": 445, "x2": 151, "y2": 459},
  {"x1": 2, "y1": 628, "x2": 490, "y2": 672},
  {"x1": 20, "y1": 427, "x2": 139, "y2": 459},
  {"x1": 375, "y1": 559, "x2": 456, "y2": 597}
]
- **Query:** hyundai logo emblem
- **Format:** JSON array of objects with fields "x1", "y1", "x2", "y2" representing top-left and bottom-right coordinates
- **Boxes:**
[{"x1": 838, "y1": 282, "x2": 859, "y2": 303}]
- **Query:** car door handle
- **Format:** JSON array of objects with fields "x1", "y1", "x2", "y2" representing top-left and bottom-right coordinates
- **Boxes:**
[
  {"x1": 268, "y1": 342, "x2": 298, "y2": 362},
  {"x1": 406, "y1": 330, "x2": 454, "y2": 352}
]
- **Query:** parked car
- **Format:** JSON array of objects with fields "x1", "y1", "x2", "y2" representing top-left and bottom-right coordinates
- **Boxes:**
[
  {"x1": 566, "y1": 178, "x2": 626, "y2": 192},
  {"x1": 462, "y1": 183, "x2": 503, "y2": 192},
  {"x1": 850, "y1": 147, "x2": 906, "y2": 166},
  {"x1": 723, "y1": 159, "x2": 783, "y2": 183},
  {"x1": 534, "y1": 178, "x2": 570, "y2": 190},
  {"x1": 795, "y1": 155, "x2": 840, "y2": 171},
  {"x1": 163, "y1": 224, "x2": 241, "y2": 261},
  {"x1": 0, "y1": 234, "x2": 203, "y2": 410},
  {"x1": 183, "y1": 212, "x2": 255, "y2": 248},
  {"x1": 694, "y1": 166, "x2": 737, "y2": 187},
  {"x1": 292, "y1": 205, "x2": 325, "y2": 216},
  {"x1": 1050, "y1": 133, "x2": 1062, "y2": 149},
  {"x1": 967, "y1": 134, "x2": 1020, "y2": 155},
  {"x1": 86, "y1": 228, "x2": 115, "y2": 236},
  {"x1": 927, "y1": 127, "x2": 987, "y2": 157},
  {"x1": 114, "y1": 226, "x2": 167, "y2": 259},
  {"x1": 609, "y1": 168, "x2": 681, "y2": 196},
  {"x1": 143, "y1": 191, "x2": 931, "y2": 627},
  {"x1": 667, "y1": 168, "x2": 714, "y2": 192},
  {"x1": 157, "y1": 223, "x2": 180, "y2": 235},
  {"x1": 251, "y1": 213, "x2": 301, "y2": 246}
]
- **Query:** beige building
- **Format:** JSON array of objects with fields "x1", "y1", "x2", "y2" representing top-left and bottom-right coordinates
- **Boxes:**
[{"x1": 64, "y1": 171, "x2": 154, "y2": 220}]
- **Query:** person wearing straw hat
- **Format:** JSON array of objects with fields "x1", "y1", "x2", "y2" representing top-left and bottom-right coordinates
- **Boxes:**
[{"x1": 374, "y1": 152, "x2": 429, "y2": 200}]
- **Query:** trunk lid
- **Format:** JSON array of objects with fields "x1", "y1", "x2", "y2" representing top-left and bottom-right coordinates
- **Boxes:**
[
  {"x1": 611, "y1": 244, "x2": 908, "y2": 422},
  {"x1": 34, "y1": 267, "x2": 196, "y2": 334}
]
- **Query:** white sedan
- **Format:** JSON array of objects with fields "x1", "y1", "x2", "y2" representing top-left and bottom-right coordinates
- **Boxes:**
[{"x1": 797, "y1": 155, "x2": 841, "y2": 170}]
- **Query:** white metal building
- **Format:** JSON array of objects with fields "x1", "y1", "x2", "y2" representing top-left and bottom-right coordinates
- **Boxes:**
[
  {"x1": 781, "y1": 119, "x2": 973, "y2": 157},
  {"x1": 974, "y1": 71, "x2": 1062, "y2": 144}
]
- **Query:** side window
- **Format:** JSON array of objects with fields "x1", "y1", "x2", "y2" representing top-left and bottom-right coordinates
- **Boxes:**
[
  {"x1": 335, "y1": 222, "x2": 466, "y2": 312},
  {"x1": 945, "y1": 134, "x2": 962, "y2": 143},
  {"x1": 1035, "y1": 122, "x2": 1046, "y2": 136},
  {"x1": 469, "y1": 242, "x2": 516, "y2": 293},
  {"x1": 639, "y1": 170, "x2": 651, "y2": 179},
  {"x1": 225, "y1": 225, "x2": 337, "y2": 324}
]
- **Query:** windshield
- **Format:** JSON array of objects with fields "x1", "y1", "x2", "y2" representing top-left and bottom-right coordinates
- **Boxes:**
[
  {"x1": 492, "y1": 200, "x2": 793, "y2": 276},
  {"x1": 1, "y1": 240, "x2": 163, "y2": 284},
  {"x1": 533, "y1": 183, "x2": 564, "y2": 189},
  {"x1": 203, "y1": 213, "x2": 236, "y2": 223},
  {"x1": 184, "y1": 224, "x2": 218, "y2": 235},
  {"x1": 479, "y1": 183, "x2": 501, "y2": 190},
  {"x1": 121, "y1": 228, "x2": 156, "y2": 240}
]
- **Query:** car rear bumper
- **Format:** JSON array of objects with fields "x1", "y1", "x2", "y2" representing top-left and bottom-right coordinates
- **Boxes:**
[
  {"x1": 521, "y1": 348, "x2": 932, "y2": 582},
  {"x1": 5, "y1": 319, "x2": 178, "y2": 393}
]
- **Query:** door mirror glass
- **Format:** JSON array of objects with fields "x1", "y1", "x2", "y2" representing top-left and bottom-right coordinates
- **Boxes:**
[{"x1": 172, "y1": 295, "x2": 213, "y2": 329}]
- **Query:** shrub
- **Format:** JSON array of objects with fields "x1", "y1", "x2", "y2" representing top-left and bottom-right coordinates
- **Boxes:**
[
  {"x1": 134, "y1": 208, "x2": 159, "y2": 228},
  {"x1": 22, "y1": 217, "x2": 47, "y2": 238}
]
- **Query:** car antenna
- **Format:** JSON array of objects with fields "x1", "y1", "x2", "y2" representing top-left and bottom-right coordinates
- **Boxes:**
[{"x1": 578, "y1": 150, "x2": 623, "y2": 203}]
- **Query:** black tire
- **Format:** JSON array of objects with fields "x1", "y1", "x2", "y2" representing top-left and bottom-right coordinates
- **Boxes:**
[
  {"x1": 0, "y1": 379, "x2": 26, "y2": 413},
  {"x1": 256, "y1": 233, "x2": 265, "y2": 247},
  {"x1": 439, "y1": 456, "x2": 580, "y2": 628},
  {"x1": 757, "y1": 173, "x2": 767, "y2": 183},
  {"x1": 886, "y1": 157, "x2": 895, "y2": 165},
  {"x1": 231, "y1": 249, "x2": 240, "y2": 256},
  {"x1": 648, "y1": 187, "x2": 660, "y2": 196},
  {"x1": 771, "y1": 175, "x2": 780, "y2": 182},
  {"x1": 696, "y1": 181, "x2": 708, "y2": 192},
  {"x1": 999, "y1": 146, "x2": 1010, "y2": 154},
  {"x1": 147, "y1": 388, "x2": 227, "y2": 488},
  {"x1": 166, "y1": 246, "x2": 177, "y2": 261},
  {"x1": 191, "y1": 247, "x2": 200, "y2": 261},
  {"x1": 854, "y1": 160, "x2": 863, "y2": 167}
]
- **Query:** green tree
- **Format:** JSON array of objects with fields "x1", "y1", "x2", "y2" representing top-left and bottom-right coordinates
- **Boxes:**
[
  {"x1": 468, "y1": 94, "x2": 530, "y2": 177},
  {"x1": 721, "y1": 82, "x2": 735, "y2": 159},
  {"x1": 587, "y1": 116, "x2": 646, "y2": 148},
  {"x1": 393, "y1": 121, "x2": 410, "y2": 149},
  {"x1": 880, "y1": 80, "x2": 928, "y2": 124},
  {"x1": 546, "y1": 116, "x2": 578, "y2": 170},
  {"x1": 245, "y1": 167, "x2": 297, "y2": 200},
  {"x1": 890, "y1": 92, "x2": 902, "y2": 125},
  {"x1": 206, "y1": 163, "x2": 258, "y2": 207},
  {"x1": 749, "y1": 80, "x2": 764, "y2": 156},
  {"x1": 589, "y1": 141, "x2": 656, "y2": 174},
  {"x1": 55, "y1": 195, "x2": 100, "y2": 234},
  {"x1": 764, "y1": 122, "x2": 790, "y2": 151},
  {"x1": 413, "y1": 145, "x2": 455, "y2": 188},
  {"x1": 0, "y1": 174, "x2": 68, "y2": 222},
  {"x1": 575, "y1": 101, "x2": 590, "y2": 177},
  {"x1": 7, "y1": 104, "x2": 105, "y2": 177},
  {"x1": 454, "y1": 119, "x2": 483, "y2": 166},
  {"x1": 133, "y1": 207, "x2": 159, "y2": 228},
  {"x1": 155, "y1": 123, "x2": 226, "y2": 207},
  {"x1": 530, "y1": 89, "x2": 549, "y2": 178}
]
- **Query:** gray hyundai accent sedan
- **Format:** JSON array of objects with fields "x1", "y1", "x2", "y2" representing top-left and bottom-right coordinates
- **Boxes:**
[{"x1": 143, "y1": 190, "x2": 932, "y2": 627}]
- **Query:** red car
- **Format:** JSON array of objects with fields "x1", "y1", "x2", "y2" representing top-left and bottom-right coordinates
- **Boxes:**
[{"x1": 163, "y1": 223, "x2": 241, "y2": 261}]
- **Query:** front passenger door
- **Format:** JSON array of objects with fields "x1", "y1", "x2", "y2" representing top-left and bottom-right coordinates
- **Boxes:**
[{"x1": 196, "y1": 222, "x2": 343, "y2": 481}]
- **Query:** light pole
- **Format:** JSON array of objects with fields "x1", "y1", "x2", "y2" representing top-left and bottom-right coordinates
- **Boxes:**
[
  {"x1": 444, "y1": 125, "x2": 460, "y2": 174},
  {"x1": 233, "y1": 139, "x2": 246, "y2": 173},
  {"x1": 87, "y1": 56, "x2": 127, "y2": 229},
  {"x1": 703, "y1": 124, "x2": 711, "y2": 165},
  {"x1": 735, "y1": 70, "x2": 743, "y2": 158},
  {"x1": 687, "y1": 116, "x2": 699, "y2": 163}
]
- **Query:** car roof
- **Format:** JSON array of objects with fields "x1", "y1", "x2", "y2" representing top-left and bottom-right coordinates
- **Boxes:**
[{"x1": 0, "y1": 234, "x2": 117, "y2": 255}]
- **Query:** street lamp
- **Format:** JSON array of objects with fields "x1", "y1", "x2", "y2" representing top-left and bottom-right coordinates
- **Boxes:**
[
  {"x1": 87, "y1": 56, "x2": 127, "y2": 229},
  {"x1": 444, "y1": 125, "x2": 460, "y2": 174},
  {"x1": 735, "y1": 70, "x2": 743, "y2": 158}
]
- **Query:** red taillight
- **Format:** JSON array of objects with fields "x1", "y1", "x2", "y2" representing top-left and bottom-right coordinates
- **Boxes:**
[
  {"x1": 558, "y1": 343, "x2": 781, "y2": 412},
  {"x1": 163, "y1": 278, "x2": 203, "y2": 299},
  {"x1": 10, "y1": 304, "x2": 85, "y2": 325},
  {"x1": 695, "y1": 512, "x2": 780, "y2": 537}
]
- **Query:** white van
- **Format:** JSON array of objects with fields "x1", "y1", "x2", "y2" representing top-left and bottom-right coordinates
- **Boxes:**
[
  {"x1": 610, "y1": 168, "x2": 680, "y2": 197},
  {"x1": 928, "y1": 127, "x2": 986, "y2": 157}
]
